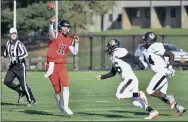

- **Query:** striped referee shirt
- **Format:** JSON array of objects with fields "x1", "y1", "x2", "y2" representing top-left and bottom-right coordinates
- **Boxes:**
[{"x1": 3, "y1": 39, "x2": 28, "y2": 64}]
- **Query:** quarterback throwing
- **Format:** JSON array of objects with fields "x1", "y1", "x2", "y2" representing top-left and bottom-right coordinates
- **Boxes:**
[{"x1": 44, "y1": 16, "x2": 79, "y2": 115}]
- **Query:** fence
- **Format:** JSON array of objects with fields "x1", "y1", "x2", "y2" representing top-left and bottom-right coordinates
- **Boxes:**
[{"x1": 1, "y1": 34, "x2": 188, "y2": 71}]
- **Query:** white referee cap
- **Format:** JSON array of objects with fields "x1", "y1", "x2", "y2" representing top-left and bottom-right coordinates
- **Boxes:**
[{"x1": 9, "y1": 27, "x2": 17, "y2": 34}]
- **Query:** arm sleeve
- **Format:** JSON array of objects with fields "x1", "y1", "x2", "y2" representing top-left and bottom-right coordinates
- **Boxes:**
[
  {"x1": 138, "y1": 48, "x2": 148, "y2": 69},
  {"x1": 119, "y1": 53, "x2": 145, "y2": 70},
  {"x1": 3, "y1": 48, "x2": 8, "y2": 58},
  {"x1": 48, "y1": 23, "x2": 55, "y2": 41},
  {"x1": 139, "y1": 56, "x2": 148, "y2": 69},
  {"x1": 69, "y1": 39, "x2": 79, "y2": 55},
  {"x1": 3, "y1": 41, "x2": 9, "y2": 58},
  {"x1": 163, "y1": 50, "x2": 174, "y2": 67},
  {"x1": 101, "y1": 67, "x2": 117, "y2": 79},
  {"x1": 17, "y1": 42, "x2": 28, "y2": 59},
  {"x1": 46, "y1": 62, "x2": 55, "y2": 76}
]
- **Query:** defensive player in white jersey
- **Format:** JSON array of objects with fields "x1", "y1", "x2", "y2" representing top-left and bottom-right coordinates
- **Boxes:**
[
  {"x1": 139, "y1": 32, "x2": 186, "y2": 116},
  {"x1": 96, "y1": 39, "x2": 159, "y2": 119}
]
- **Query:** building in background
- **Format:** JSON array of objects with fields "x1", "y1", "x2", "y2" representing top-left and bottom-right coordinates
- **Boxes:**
[{"x1": 88, "y1": 1, "x2": 188, "y2": 32}]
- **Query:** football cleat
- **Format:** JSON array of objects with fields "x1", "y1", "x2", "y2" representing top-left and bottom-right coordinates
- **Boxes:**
[
  {"x1": 17, "y1": 92, "x2": 25, "y2": 103},
  {"x1": 63, "y1": 107, "x2": 73, "y2": 115},
  {"x1": 27, "y1": 100, "x2": 37, "y2": 106},
  {"x1": 139, "y1": 91, "x2": 148, "y2": 104},
  {"x1": 145, "y1": 110, "x2": 159, "y2": 119},
  {"x1": 173, "y1": 105, "x2": 186, "y2": 116}
]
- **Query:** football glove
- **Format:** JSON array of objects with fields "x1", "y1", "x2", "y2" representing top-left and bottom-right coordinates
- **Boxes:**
[{"x1": 166, "y1": 65, "x2": 175, "y2": 77}]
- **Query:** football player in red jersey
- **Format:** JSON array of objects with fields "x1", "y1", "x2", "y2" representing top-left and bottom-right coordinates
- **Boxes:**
[{"x1": 44, "y1": 16, "x2": 79, "y2": 115}]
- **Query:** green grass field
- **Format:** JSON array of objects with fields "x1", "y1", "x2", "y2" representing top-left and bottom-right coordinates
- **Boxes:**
[{"x1": 1, "y1": 71, "x2": 188, "y2": 121}]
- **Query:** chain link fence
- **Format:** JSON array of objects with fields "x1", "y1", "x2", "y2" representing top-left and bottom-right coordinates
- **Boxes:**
[{"x1": 1, "y1": 34, "x2": 188, "y2": 71}]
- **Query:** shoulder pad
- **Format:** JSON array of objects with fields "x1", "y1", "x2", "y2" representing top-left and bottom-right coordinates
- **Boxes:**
[{"x1": 113, "y1": 48, "x2": 128, "y2": 58}]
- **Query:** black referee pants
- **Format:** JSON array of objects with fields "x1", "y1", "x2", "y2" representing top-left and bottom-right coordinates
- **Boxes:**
[{"x1": 4, "y1": 62, "x2": 35, "y2": 102}]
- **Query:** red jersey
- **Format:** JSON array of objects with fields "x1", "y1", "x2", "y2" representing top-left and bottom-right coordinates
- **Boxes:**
[{"x1": 47, "y1": 32, "x2": 73, "y2": 64}]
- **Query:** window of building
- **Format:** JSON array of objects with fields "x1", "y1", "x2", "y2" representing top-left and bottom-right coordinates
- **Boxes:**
[
  {"x1": 117, "y1": 14, "x2": 122, "y2": 22},
  {"x1": 109, "y1": 14, "x2": 113, "y2": 22},
  {"x1": 171, "y1": 8, "x2": 176, "y2": 18},
  {"x1": 145, "y1": 9, "x2": 150, "y2": 18},
  {"x1": 133, "y1": 9, "x2": 140, "y2": 18}
]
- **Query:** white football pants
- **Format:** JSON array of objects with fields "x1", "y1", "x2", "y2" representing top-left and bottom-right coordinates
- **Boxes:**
[
  {"x1": 146, "y1": 71, "x2": 170, "y2": 95},
  {"x1": 116, "y1": 77, "x2": 139, "y2": 99},
  {"x1": 116, "y1": 77, "x2": 148, "y2": 110}
]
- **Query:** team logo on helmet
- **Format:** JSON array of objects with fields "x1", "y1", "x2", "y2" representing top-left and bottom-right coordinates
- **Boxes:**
[
  {"x1": 149, "y1": 33, "x2": 155, "y2": 39},
  {"x1": 64, "y1": 23, "x2": 70, "y2": 27},
  {"x1": 142, "y1": 36, "x2": 146, "y2": 40}
]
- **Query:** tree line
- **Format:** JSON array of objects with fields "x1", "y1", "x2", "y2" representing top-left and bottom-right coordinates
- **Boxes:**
[{"x1": 2, "y1": 0, "x2": 116, "y2": 36}]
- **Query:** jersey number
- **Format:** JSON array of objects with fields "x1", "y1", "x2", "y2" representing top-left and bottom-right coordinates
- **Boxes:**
[
  {"x1": 57, "y1": 44, "x2": 66, "y2": 55},
  {"x1": 149, "y1": 55, "x2": 155, "y2": 65},
  {"x1": 114, "y1": 62, "x2": 122, "y2": 73}
]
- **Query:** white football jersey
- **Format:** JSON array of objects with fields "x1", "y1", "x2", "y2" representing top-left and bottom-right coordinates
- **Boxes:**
[
  {"x1": 109, "y1": 48, "x2": 137, "y2": 81},
  {"x1": 144, "y1": 42, "x2": 167, "y2": 73}
]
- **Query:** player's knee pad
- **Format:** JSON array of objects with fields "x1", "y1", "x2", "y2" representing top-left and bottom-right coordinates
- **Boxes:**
[{"x1": 53, "y1": 85, "x2": 61, "y2": 94}]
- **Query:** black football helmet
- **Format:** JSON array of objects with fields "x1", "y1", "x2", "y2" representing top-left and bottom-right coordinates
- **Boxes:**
[
  {"x1": 105, "y1": 39, "x2": 121, "y2": 55},
  {"x1": 58, "y1": 20, "x2": 71, "y2": 35},
  {"x1": 142, "y1": 32, "x2": 157, "y2": 48}
]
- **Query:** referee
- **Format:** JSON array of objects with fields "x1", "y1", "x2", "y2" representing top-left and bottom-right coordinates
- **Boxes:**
[{"x1": 3, "y1": 27, "x2": 37, "y2": 106}]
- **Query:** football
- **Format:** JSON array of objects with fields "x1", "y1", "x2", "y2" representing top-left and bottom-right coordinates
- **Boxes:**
[{"x1": 47, "y1": 1, "x2": 55, "y2": 11}]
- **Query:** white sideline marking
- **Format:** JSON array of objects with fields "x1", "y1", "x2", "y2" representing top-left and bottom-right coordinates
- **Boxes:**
[{"x1": 95, "y1": 100, "x2": 110, "y2": 103}]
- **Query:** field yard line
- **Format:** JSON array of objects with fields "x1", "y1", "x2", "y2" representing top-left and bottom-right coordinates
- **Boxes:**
[
  {"x1": 95, "y1": 100, "x2": 110, "y2": 103},
  {"x1": 2, "y1": 107, "x2": 169, "y2": 112},
  {"x1": 70, "y1": 119, "x2": 140, "y2": 121}
]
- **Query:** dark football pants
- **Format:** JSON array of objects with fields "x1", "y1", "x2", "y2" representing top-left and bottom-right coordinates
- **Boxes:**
[{"x1": 4, "y1": 62, "x2": 35, "y2": 102}]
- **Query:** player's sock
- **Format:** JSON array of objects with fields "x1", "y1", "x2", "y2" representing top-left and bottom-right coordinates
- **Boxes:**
[
  {"x1": 63, "y1": 87, "x2": 69, "y2": 108},
  {"x1": 132, "y1": 97, "x2": 155, "y2": 113},
  {"x1": 161, "y1": 94, "x2": 176, "y2": 110},
  {"x1": 56, "y1": 92, "x2": 63, "y2": 105},
  {"x1": 175, "y1": 103, "x2": 181, "y2": 109},
  {"x1": 55, "y1": 93, "x2": 61, "y2": 104},
  {"x1": 131, "y1": 97, "x2": 147, "y2": 110},
  {"x1": 56, "y1": 92, "x2": 64, "y2": 111},
  {"x1": 160, "y1": 94, "x2": 170, "y2": 104},
  {"x1": 145, "y1": 106, "x2": 154, "y2": 113}
]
